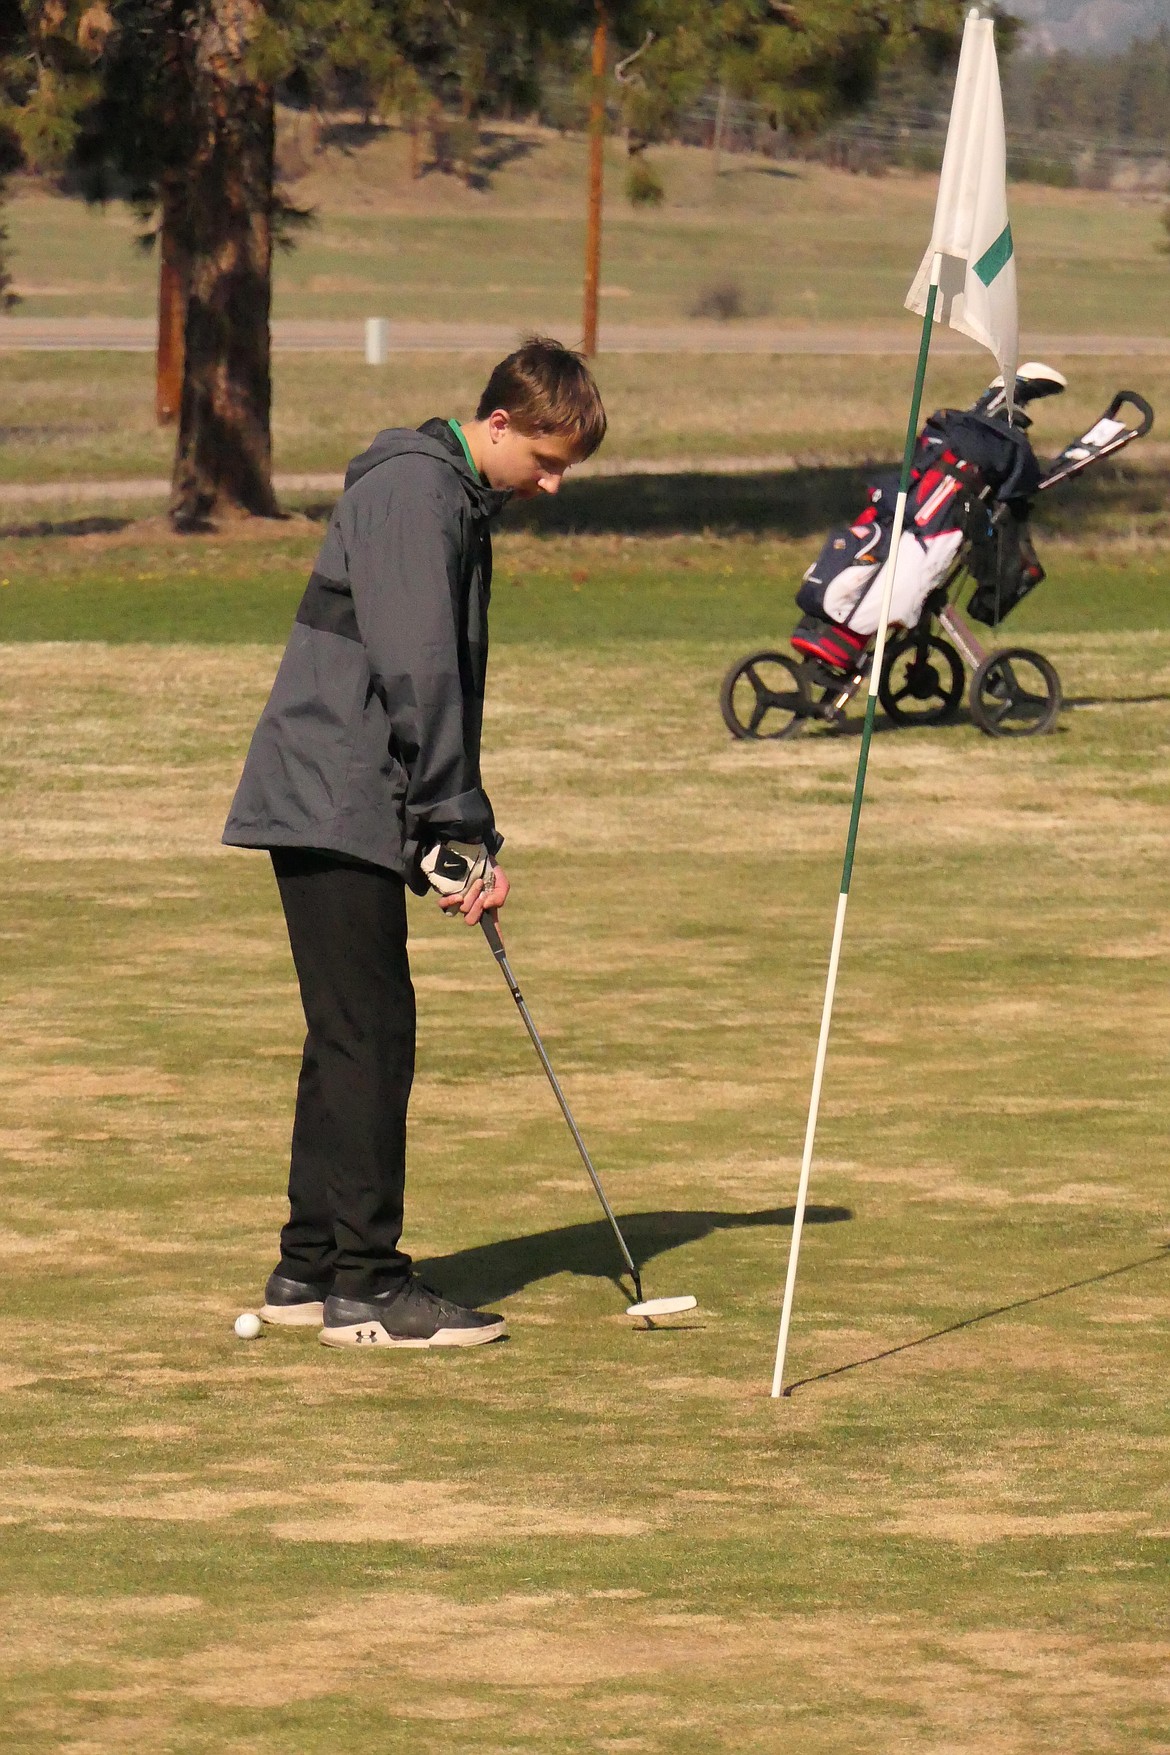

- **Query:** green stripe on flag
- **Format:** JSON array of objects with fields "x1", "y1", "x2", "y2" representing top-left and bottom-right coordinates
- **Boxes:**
[{"x1": 974, "y1": 223, "x2": 1013, "y2": 286}]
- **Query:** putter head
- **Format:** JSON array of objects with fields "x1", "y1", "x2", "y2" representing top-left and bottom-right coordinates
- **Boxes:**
[{"x1": 626, "y1": 1294, "x2": 697, "y2": 1318}]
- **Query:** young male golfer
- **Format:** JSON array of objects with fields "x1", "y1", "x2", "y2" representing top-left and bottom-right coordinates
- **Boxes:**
[{"x1": 224, "y1": 337, "x2": 606, "y2": 1349}]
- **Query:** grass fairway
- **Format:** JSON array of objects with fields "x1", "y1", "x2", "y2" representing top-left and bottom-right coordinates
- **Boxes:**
[
  {"x1": 1, "y1": 523, "x2": 1169, "y2": 1751},
  {"x1": 2, "y1": 348, "x2": 1169, "y2": 488},
  {"x1": 5, "y1": 129, "x2": 1170, "y2": 334}
]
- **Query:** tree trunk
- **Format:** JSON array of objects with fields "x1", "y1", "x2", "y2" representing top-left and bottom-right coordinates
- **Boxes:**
[{"x1": 171, "y1": 0, "x2": 279, "y2": 528}]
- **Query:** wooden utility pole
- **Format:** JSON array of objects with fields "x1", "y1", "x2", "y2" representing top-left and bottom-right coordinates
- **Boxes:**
[
  {"x1": 155, "y1": 14, "x2": 188, "y2": 428},
  {"x1": 155, "y1": 181, "x2": 186, "y2": 425},
  {"x1": 582, "y1": 1, "x2": 607, "y2": 358},
  {"x1": 712, "y1": 82, "x2": 728, "y2": 179}
]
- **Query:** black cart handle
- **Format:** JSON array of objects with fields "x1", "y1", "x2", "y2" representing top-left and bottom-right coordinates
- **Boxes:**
[{"x1": 1106, "y1": 391, "x2": 1154, "y2": 436}]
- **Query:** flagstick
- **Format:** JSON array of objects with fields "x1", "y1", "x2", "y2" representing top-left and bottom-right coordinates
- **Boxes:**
[{"x1": 770, "y1": 257, "x2": 943, "y2": 1399}]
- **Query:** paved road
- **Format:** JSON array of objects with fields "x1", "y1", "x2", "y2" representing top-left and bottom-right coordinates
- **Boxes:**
[
  {"x1": 4, "y1": 315, "x2": 1164, "y2": 506},
  {"x1": 3, "y1": 317, "x2": 1170, "y2": 356},
  {"x1": 4, "y1": 439, "x2": 1168, "y2": 509},
  {"x1": 0, "y1": 453, "x2": 827, "y2": 506}
]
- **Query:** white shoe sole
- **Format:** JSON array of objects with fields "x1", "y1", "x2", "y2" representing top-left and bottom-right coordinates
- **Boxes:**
[
  {"x1": 319, "y1": 1318, "x2": 507, "y2": 1349},
  {"x1": 260, "y1": 1301, "x2": 325, "y2": 1327}
]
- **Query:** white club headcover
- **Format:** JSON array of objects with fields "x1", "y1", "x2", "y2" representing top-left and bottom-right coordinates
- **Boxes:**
[{"x1": 420, "y1": 840, "x2": 495, "y2": 899}]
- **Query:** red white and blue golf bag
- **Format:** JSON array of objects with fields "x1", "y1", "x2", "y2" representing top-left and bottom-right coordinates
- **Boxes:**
[
  {"x1": 791, "y1": 405, "x2": 1042, "y2": 672},
  {"x1": 719, "y1": 367, "x2": 1153, "y2": 741}
]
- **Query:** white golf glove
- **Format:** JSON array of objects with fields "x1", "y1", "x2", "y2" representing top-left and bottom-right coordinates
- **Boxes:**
[{"x1": 420, "y1": 839, "x2": 496, "y2": 900}]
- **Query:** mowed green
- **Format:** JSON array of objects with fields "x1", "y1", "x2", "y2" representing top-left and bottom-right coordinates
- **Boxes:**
[{"x1": 0, "y1": 510, "x2": 1168, "y2": 1751}]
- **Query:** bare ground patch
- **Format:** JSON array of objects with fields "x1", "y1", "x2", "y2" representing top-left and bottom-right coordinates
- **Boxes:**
[
  {"x1": 885, "y1": 1505, "x2": 1149, "y2": 1544},
  {"x1": 0, "y1": 1470, "x2": 300, "y2": 1527},
  {"x1": 0, "y1": 1465, "x2": 651, "y2": 1549},
  {"x1": 0, "y1": 1125, "x2": 53, "y2": 1161},
  {"x1": 12, "y1": 1066, "x2": 179, "y2": 1101},
  {"x1": 8, "y1": 1593, "x2": 1165, "y2": 1753},
  {"x1": 269, "y1": 1479, "x2": 649, "y2": 1546}
]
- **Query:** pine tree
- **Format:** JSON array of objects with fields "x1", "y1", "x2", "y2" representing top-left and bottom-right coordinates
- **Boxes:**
[
  {"x1": 75, "y1": 1, "x2": 405, "y2": 525},
  {"x1": 1, "y1": 1, "x2": 412, "y2": 525},
  {"x1": 600, "y1": 1, "x2": 969, "y2": 196},
  {"x1": 166, "y1": 1, "x2": 277, "y2": 523},
  {"x1": 0, "y1": 2, "x2": 118, "y2": 304}
]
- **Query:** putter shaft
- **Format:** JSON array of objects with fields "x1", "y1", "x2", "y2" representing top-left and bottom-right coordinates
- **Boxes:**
[{"x1": 481, "y1": 915, "x2": 643, "y2": 1304}]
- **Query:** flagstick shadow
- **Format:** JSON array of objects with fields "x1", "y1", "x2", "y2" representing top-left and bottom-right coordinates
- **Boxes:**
[
  {"x1": 785, "y1": 691, "x2": 1170, "y2": 746},
  {"x1": 1065, "y1": 693, "x2": 1170, "y2": 711},
  {"x1": 783, "y1": 1244, "x2": 1170, "y2": 1396},
  {"x1": 795, "y1": 709, "x2": 972, "y2": 740}
]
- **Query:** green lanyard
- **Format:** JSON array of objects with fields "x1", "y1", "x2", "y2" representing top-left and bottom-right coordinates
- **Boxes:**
[{"x1": 447, "y1": 418, "x2": 481, "y2": 481}]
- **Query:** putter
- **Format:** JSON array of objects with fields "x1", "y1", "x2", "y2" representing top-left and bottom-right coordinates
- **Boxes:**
[{"x1": 480, "y1": 914, "x2": 696, "y2": 1320}]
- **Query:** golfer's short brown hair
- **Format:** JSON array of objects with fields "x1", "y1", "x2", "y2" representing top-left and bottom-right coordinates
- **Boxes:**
[{"x1": 476, "y1": 336, "x2": 607, "y2": 458}]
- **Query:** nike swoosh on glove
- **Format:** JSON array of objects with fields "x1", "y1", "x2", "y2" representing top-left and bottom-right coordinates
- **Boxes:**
[{"x1": 420, "y1": 840, "x2": 495, "y2": 899}]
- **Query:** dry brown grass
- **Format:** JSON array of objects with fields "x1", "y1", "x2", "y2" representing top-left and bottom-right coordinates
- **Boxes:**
[
  {"x1": 2, "y1": 630, "x2": 1169, "y2": 1753},
  {"x1": 4, "y1": 1589, "x2": 1167, "y2": 1753}
]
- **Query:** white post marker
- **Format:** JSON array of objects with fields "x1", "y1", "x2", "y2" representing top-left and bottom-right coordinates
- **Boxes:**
[
  {"x1": 770, "y1": 6, "x2": 1018, "y2": 1398},
  {"x1": 364, "y1": 317, "x2": 390, "y2": 365}
]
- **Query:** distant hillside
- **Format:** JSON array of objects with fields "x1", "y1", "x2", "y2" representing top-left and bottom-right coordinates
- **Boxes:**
[{"x1": 1010, "y1": 0, "x2": 1168, "y2": 53}]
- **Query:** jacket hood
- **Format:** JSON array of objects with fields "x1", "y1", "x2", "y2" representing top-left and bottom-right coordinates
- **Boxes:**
[{"x1": 344, "y1": 419, "x2": 512, "y2": 518}]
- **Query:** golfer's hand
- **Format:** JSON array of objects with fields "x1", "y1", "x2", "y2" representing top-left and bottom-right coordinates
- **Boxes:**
[{"x1": 438, "y1": 860, "x2": 510, "y2": 926}]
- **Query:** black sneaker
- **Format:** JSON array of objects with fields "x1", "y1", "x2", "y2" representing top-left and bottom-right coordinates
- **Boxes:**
[
  {"x1": 319, "y1": 1277, "x2": 507, "y2": 1349},
  {"x1": 259, "y1": 1270, "x2": 333, "y2": 1328}
]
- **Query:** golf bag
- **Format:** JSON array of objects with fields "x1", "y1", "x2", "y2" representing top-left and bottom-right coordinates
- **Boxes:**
[
  {"x1": 793, "y1": 406, "x2": 1041, "y2": 663},
  {"x1": 964, "y1": 503, "x2": 1046, "y2": 627},
  {"x1": 720, "y1": 366, "x2": 1153, "y2": 742}
]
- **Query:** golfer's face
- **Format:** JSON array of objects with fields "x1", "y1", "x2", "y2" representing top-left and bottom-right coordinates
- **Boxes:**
[{"x1": 488, "y1": 421, "x2": 580, "y2": 498}]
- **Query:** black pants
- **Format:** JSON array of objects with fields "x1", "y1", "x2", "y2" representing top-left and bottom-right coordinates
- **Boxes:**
[{"x1": 270, "y1": 849, "x2": 416, "y2": 1297}]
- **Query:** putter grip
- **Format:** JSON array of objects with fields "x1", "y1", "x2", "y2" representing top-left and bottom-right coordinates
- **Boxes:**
[{"x1": 481, "y1": 914, "x2": 505, "y2": 958}]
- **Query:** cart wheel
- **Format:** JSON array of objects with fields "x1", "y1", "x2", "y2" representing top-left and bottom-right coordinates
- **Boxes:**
[
  {"x1": 720, "y1": 650, "x2": 811, "y2": 741},
  {"x1": 969, "y1": 647, "x2": 1062, "y2": 737},
  {"x1": 878, "y1": 633, "x2": 965, "y2": 726}
]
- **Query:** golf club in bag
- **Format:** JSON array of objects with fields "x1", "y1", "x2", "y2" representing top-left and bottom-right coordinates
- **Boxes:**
[{"x1": 480, "y1": 914, "x2": 696, "y2": 1321}]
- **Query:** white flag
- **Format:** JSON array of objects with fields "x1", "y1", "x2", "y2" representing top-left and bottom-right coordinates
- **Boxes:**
[{"x1": 906, "y1": 7, "x2": 1018, "y2": 398}]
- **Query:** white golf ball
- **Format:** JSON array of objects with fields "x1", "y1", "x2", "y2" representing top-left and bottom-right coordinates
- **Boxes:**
[{"x1": 234, "y1": 1311, "x2": 263, "y2": 1340}]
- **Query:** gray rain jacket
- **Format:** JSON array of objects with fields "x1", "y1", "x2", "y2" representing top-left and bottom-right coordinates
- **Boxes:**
[{"x1": 223, "y1": 418, "x2": 510, "y2": 891}]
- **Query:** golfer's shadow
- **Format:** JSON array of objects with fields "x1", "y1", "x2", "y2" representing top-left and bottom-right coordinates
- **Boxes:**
[{"x1": 418, "y1": 1204, "x2": 851, "y2": 1306}]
